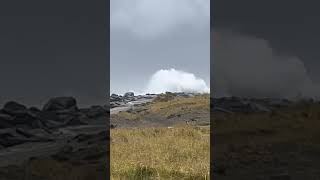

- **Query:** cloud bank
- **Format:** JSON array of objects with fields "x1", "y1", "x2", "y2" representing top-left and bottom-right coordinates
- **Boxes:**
[
  {"x1": 111, "y1": 0, "x2": 209, "y2": 39},
  {"x1": 212, "y1": 30, "x2": 320, "y2": 99},
  {"x1": 144, "y1": 68, "x2": 210, "y2": 94}
]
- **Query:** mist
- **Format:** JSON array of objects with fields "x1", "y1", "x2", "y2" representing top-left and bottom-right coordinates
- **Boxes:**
[{"x1": 212, "y1": 30, "x2": 320, "y2": 99}]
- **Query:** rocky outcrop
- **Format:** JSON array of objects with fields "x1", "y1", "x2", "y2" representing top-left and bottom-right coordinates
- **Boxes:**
[
  {"x1": 110, "y1": 91, "x2": 198, "y2": 109},
  {"x1": 123, "y1": 92, "x2": 134, "y2": 98},
  {"x1": 211, "y1": 97, "x2": 294, "y2": 113},
  {"x1": 110, "y1": 93, "x2": 157, "y2": 109},
  {"x1": 0, "y1": 97, "x2": 109, "y2": 148},
  {"x1": 2, "y1": 101, "x2": 28, "y2": 115},
  {"x1": 42, "y1": 97, "x2": 78, "y2": 112},
  {"x1": 0, "y1": 128, "x2": 53, "y2": 148}
]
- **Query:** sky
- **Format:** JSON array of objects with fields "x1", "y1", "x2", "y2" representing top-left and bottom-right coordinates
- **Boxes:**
[
  {"x1": 2, "y1": 0, "x2": 318, "y2": 107},
  {"x1": 111, "y1": 0, "x2": 210, "y2": 95},
  {"x1": 212, "y1": 0, "x2": 320, "y2": 99},
  {"x1": 0, "y1": 0, "x2": 108, "y2": 107}
]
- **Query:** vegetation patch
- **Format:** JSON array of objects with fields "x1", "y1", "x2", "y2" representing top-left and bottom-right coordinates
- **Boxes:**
[{"x1": 111, "y1": 126, "x2": 210, "y2": 179}]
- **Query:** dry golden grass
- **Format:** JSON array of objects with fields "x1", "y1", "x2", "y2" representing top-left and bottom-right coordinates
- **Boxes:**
[
  {"x1": 214, "y1": 104, "x2": 320, "y2": 143},
  {"x1": 213, "y1": 103, "x2": 320, "y2": 164},
  {"x1": 116, "y1": 111, "x2": 140, "y2": 121},
  {"x1": 114, "y1": 94, "x2": 210, "y2": 121},
  {"x1": 12, "y1": 157, "x2": 107, "y2": 180},
  {"x1": 111, "y1": 126, "x2": 210, "y2": 180},
  {"x1": 149, "y1": 94, "x2": 210, "y2": 118}
]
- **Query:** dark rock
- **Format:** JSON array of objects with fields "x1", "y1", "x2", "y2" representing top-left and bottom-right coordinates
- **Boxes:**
[
  {"x1": 111, "y1": 94, "x2": 118, "y2": 97},
  {"x1": 42, "y1": 97, "x2": 78, "y2": 111},
  {"x1": 39, "y1": 111, "x2": 60, "y2": 122},
  {"x1": 29, "y1": 107, "x2": 40, "y2": 112},
  {"x1": 0, "y1": 113, "x2": 14, "y2": 128},
  {"x1": 2, "y1": 101, "x2": 27, "y2": 115},
  {"x1": 0, "y1": 128, "x2": 52, "y2": 147},
  {"x1": 87, "y1": 105, "x2": 107, "y2": 118},
  {"x1": 11, "y1": 113, "x2": 37, "y2": 126},
  {"x1": 15, "y1": 128, "x2": 36, "y2": 138},
  {"x1": 212, "y1": 97, "x2": 292, "y2": 113},
  {"x1": 65, "y1": 117, "x2": 87, "y2": 126},
  {"x1": 0, "y1": 137, "x2": 28, "y2": 147},
  {"x1": 1, "y1": 108, "x2": 38, "y2": 128},
  {"x1": 73, "y1": 134, "x2": 96, "y2": 142},
  {"x1": 124, "y1": 92, "x2": 134, "y2": 97},
  {"x1": 110, "y1": 94, "x2": 122, "y2": 102},
  {"x1": 39, "y1": 111, "x2": 84, "y2": 129}
]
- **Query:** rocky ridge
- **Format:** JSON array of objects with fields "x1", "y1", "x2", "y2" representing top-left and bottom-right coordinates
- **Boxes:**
[
  {"x1": 211, "y1": 97, "x2": 315, "y2": 113},
  {"x1": 111, "y1": 92, "x2": 304, "y2": 114},
  {"x1": 110, "y1": 91, "x2": 202, "y2": 108},
  {"x1": 0, "y1": 96, "x2": 109, "y2": 149}
]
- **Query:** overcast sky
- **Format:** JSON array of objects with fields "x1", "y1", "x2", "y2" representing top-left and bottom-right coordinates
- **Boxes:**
[
  {"x1": 0, "y1": 0, "x2": 108, "y2": 107},
  {"x1": 3, "y1": 0, "x2": 318, "y2": 106},
  {"x1": 212, "y1": 0, "x2": 320, "y2": 99},
  {"x1": 111, "y1": 0, "x2": 210, "y2": 95}
]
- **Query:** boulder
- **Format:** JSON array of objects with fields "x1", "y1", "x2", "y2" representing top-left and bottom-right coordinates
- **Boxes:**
[
  {"x1": 39, "y1": 111, "x2": 84, "y2": 129},
  {"x1": 2, "y1": 101, "x2": 27, "y2": 115},
  {"x1": 124, "y1": 92, "x2": 134, "y2": 98},
  {"x1": 0, "y1": 107, "x2": 38, "y2": 128},
  {"x1": 42, "y1": 97, "x2": 77, "y2": 112},
  {"x1": 110, "y1": 94, "x2": 122, "y2": 102},
  {"x1": 1, "y1": 101, "x2": 42, "y2": 129}
]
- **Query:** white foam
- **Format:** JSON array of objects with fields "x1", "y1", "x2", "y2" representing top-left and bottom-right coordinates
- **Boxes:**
[{"x1": 144, "y1": 68, "x2": 209, "y2": 94}]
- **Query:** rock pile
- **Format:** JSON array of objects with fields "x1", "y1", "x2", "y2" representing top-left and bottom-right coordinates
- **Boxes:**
[
  {"x1": 0, "y1": 97, "x2": 109, "y2": 148},
  {"x1": 111, "y1": 91, "x2": 299, "y2": 114},
  {"x1": 211, "y1": 97, "x2": 293, "y2": 113},
  {"x1": 110, "y1": 91, "x2": 201, "y2": 108},
  {"x1": 110, "y1": 92, "x2": 156, "y2": 108}
]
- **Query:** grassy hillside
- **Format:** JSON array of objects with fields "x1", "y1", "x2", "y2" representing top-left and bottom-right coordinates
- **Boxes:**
[
  {"x1": 112, "y1": 94, "x2": 210, "y2": 127},
  {"x1": 111, "y1": 126, "x2": 210, "y2": 179},
  {"x1": 111, "y1": 94, "x2": 210, "y2": 179},
  {"x1": 213, "y1": 102, "x2": 320, "y2": 179}
]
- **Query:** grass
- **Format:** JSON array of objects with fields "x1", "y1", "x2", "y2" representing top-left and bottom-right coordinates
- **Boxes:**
[
  {"x1": 25, "y1": 158, "x2": 106, "y2": 180},
  {"x1": 114, "y1": 94, "x2": 210, "y2": 121},
  {"x1": 111, "y1": 94, "x2": 210, "y2": 179},
  {"x1": 149, "y1": 94, "x2": 210, "y2": 118},
  {"x1": 117, "y1": 111, "x2": 141, "y2": 121},
  {"x1": 111, "y1": 126, "x2": 210, "y2": 179},
  {"x1": 213, "y1": 102, "x2": 320, "y2": 165},
  {"x1": 1, "y1": 157, "x2": 108, "y2": 180}
]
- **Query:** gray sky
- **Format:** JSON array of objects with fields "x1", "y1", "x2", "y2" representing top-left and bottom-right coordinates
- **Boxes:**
[
  {"x1": 0, "y1": 0, "x2": 108, "y2": 107},
  {"x1": 111, "y1": 0, "x2": 210, "y2": 95}
]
